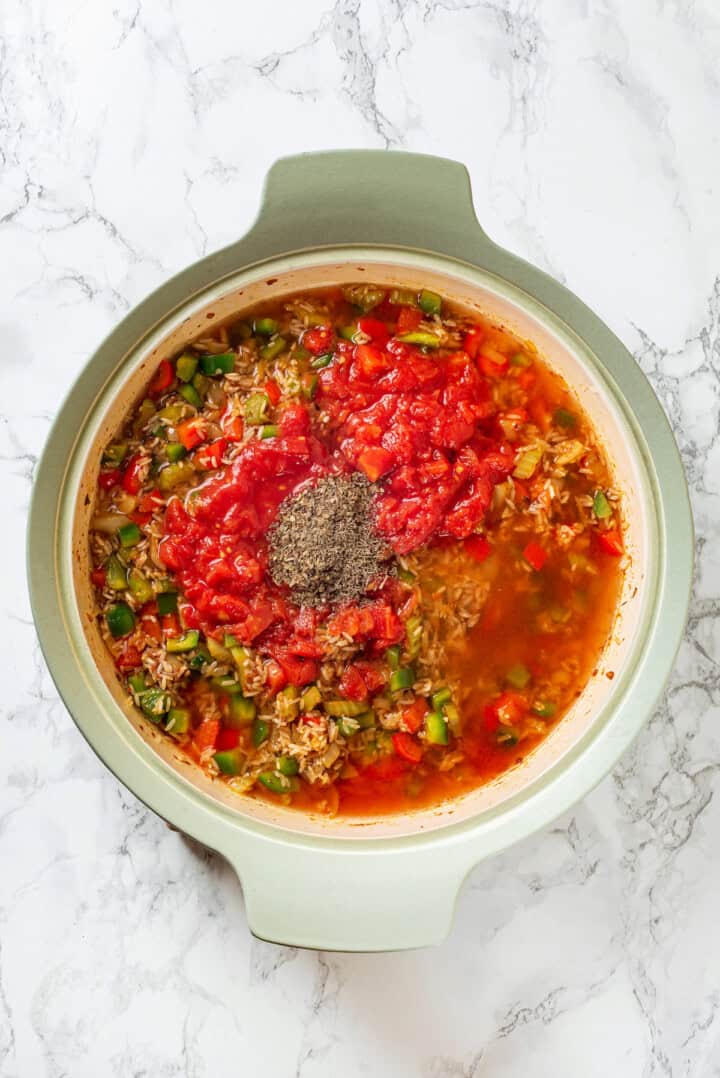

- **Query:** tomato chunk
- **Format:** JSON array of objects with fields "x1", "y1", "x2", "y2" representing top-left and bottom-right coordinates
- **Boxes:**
[
  {"x1": 523, "y1": 541, "x2": 548, "y2": 572},
  {"x1": 598, "y1": 529, "x2": 624, "y2": 556}
]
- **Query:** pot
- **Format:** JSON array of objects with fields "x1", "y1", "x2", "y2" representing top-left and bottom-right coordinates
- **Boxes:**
[{"x1": 27, "y1": 151, "x2": 693, "y2": 951}]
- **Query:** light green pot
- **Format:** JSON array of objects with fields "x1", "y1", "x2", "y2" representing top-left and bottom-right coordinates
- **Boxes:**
[{"x1": 27, "y1": 152, "x2": 693, "y2": 951}]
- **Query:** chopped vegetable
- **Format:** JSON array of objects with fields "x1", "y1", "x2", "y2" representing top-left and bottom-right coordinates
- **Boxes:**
[
  {"x1": 213, "y1": 748, "x2": 247, "y2": 775},
  {"x1": 506, "y1": 663, "x2": 531, "y2": 690},
  {"x1": 245, "y1": 393, "x2": 269, "y2": 426},
  {"x1": 105, "y1": 555, "x2": 127, "y2": 591},
  {"x1": 554, "y1": 407, "x2": 576, "y2": 429},
  {"x1": 199, "y1": 352, "x2": 235, "y2": 376},
  {"x1": 106, "y1": 603, "x2": 135, "y2": 638},
  {"x1": 128, "y1": 569, "x2": 153, "y2": 604},
  {"x1": 513, "y1": 445, "x2": 543, "y2": 480},
  {"x1": 276, "y1": 755, "x2": 300, "y2": 777},
  {"x1": 166, "y1": 629, "x2": 200, "y2": 653},
  {"x1": 593, "y1": 490, "x2": 611, "y2": 519},
  {"x1": 178, "y1": 383, "x2": 202, "y2": 409},
  {"x1": 418, "y1": 289, "x2": 442, "y2": 316},
  {"x1": 139, "y1": 688, "x2": 172, "y2": 720},
  {"x1": 431, "y1": 687, "x2": 452, "y2": 710},
  {"x1": 118, "y1": 522, "x2": 141, "y2": 548},
  {"x1": 226, "y1": 695, "x2": 257, "y2": 727},
  {"x1": 156, "y1": 591, "x2": 178, "y2": 616},
  {"x1": 425, "y1": 711, "x2": 449, "y2": 745},
  {"x1": 260, "y1": 338, "x2": 286, "y2": 362},
  {"x1": 252, "y1": 718, "x2": 269, "y2": 747},
  {"x1": 254, "y1": 317, "x2": 278, "y2": 336},
  {"x1": 390, "y1": 667, "x2": 415, "y2": 693},
  {"x1": 166, "y1": 707, "x2": 191, "y2": 735},
  {"x1": 531, "y1": 700, "x2": 556, "y2": 719},
  {"x1": 258, "y1": 770, "x2": 295, "y2": 794},
  {"x1": 175, "y1": 354, "x2": 198, "y2": 383},
  {"x1": 310, "y1": 352, "x2": 333, "y2": 370},
  {"x1": 166, "y1": 442, "x2": 187, "y2": 463},
  {"x1": 260, "y1": 424, "x2": 279, "y2": 439},
  {"x1": 598, "y1": 529, "x2": 623, "y2": 556},
  {"x1": 523, "y1": 541, "x2": 548, "y2": 572},
  {"x1": 396, "y1": 330, "x2": 440, "y2": 347}
]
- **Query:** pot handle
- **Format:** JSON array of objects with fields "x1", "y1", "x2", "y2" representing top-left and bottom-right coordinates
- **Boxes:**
[
  {"x1": 222, "y1": 833, "x2": 468, "y2": 952},
  {"x1": 242, "y1": 150, "x2": 495, "y2": 263}
]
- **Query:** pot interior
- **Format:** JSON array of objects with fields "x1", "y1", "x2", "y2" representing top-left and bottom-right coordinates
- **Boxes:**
[{"x1": 69, "y1": 252, "x2": 653, "y2": 839}]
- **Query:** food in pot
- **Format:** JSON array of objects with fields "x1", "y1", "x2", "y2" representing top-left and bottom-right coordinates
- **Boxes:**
[{"x1": 89, "y1": 284, "x2": 624, "y2": 815}]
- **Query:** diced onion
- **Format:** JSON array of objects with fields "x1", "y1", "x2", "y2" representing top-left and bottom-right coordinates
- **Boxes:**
[{"x1": 91, "y1": 512, "x2": 132, "y2": 534}]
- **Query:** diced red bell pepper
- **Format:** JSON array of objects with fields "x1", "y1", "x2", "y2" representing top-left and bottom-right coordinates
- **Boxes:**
[
  {"x1": 137, "y1": 488, "x2": 164, "y2": 514},
  {"x1": 222, "y1": 413, "x2": 244, "y2": 442},
  {"x1": 139, "y1": 603, "x2": 162, "y2": 643},
  {"x1": 463, "y1": 329, "x2": 484, "y2": 359},
  {"x1": 402, "y1": 697, "x2": 428, "y2": 734},
  {"x1": 195, "y1": 438, "x2": 227, "y2": 470},
  {"x1": 161, "y1": 612, "x2": 181, "y2": 637},
  {"x1": 396, "y1": 306, "x2": 423, "y2": 333},
  {"x1": 117, "y1": 643, "x2": 142, "y2": 672},
  {"x1": 121, "y1": 454, "x2": 144, "y2": 495},
  {"x1": 98, "y1": 468, "x2": 122, "y2": 491},
  {"x1": 193, "y1": 717, "x2": 220, "y2": 755},
  {"x1": 90, "y1": 566, "x2": 107, "y2": 588},
  {"x1": 484, "y1": 690, "x2": 527, "y2": 731},
  {"x1": 392, "y1": 731, "x2": 423, "y2": 764},
  {"x1": 465, "y1": 535, "x2": 491, "y2": 562},
  {"x1": 216, "y1": 727, "x2": 240, "y2": 751},
  {"x1": 263, "y1": 380, "x2": 281, "y2": 406},
  {"x1": 357, "y1": 446, "x2": 394, "y2": 482},
  {"x1": 148, "y1": 359, "x2": 174, "y2": 397},
  {"x1": 523, "y1": 541, "x2": 548, "y2": 572},
  {"x1": 598, "y1": 529, "x2": 624, "y2": 556},
  {"x1": 177, "y1": 419, "x2": 206, "y2": 451},
  {"x1": 357, "y1": 317, "x2": 390, "y2": 343},
  {"x1": 355, "y1": 343, "x2": 390, "y2": 378},
  {"x1": 303, "y1": 325, "x2": 334, "y2": 355}
]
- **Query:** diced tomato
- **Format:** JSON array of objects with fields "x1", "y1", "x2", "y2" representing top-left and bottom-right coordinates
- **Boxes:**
[
  {"x1": 598, "y1": 529, "x2": 624, "y2": 556},
  {"x1": 263, "y1": 379, "x2": 281, "y2": 406},
  {"x1": 90, "y1": 567, "x2": 107, "y2": 588},
  {"x1": 265, "y1": 659, "x2": 287, "y2": 694},
  {"x1": 357, "y1": 317, "x2": 390, "y2": 343},
  {"x1": 396, "y1": 306, "x2": 422, "y2": 333},
  {"x1": 362, "y1": 755, "x2": 407, "y2": 781},
  {"x1": 222, "y1": 413, "x2": 244, "y2": 442},
  {"x1": 128, "y1": 509, "x2": 152, "y2": 526},
  {"x1": 392, "y1": 732, "x2": 423, "y2": 764},
  {"x1": 148, "y1": 359, "x2": 174, "y2": 397},
  {"x1": 303, "y1": 325, "x2": 334, "y2": 355},
  {"x1": 216, "y1": 727, "x2": 240, "y2": 751},
  {"x1": 357, "y1": 446, "x2": 394, "y2": 482},
  {"x1": 195, "y1": 438, "x2": 227, "y2": 470},
  {"x1": 338, "y1": 665, "x2": 369, "y2": 702},
  {"x1": 465, "y1": 535, "x2": 491, "y2": 562},
  {"x1": 177, "y1": 419, "x2": 206, "y2": 451},
  {"x1": 121, "y1": 454, "x2": 144, "y2": 495},
  {"x1": 98, "y1": 468, "x2": 121, "y2": 491},
  {"x1": 477, "y1": 348, "x2": 508, "y2": 378},
  {"x1": 523, "y1": 541, "x2": 548, "y2": 571},
  {"x1": 402, "y1": 697, "x2": 428, "y2": 734},
  {"x1": 352, "y1": 661, "x2": 387, "y2": 694},
  {"x1": 278, "y1": 654, "x2": 317, "y2": 687},
  {"x1": 193, "y1": 718, "x2": 220, "y2": 755}
]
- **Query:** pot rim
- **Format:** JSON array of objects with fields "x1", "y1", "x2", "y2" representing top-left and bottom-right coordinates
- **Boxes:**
[{"x1": 28, "y1": 242, "x2": 693, "y2": 857}]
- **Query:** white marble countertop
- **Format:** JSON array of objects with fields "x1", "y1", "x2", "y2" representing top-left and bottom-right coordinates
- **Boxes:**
[{"x1": 2, "y1": 0, "x2": 718, "y2": 1074}]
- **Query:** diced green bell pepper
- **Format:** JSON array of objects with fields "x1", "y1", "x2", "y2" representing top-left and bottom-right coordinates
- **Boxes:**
[
  {"x1": 553, "y1": 407, "x2": 576, "y2": 429},
  {"x1": 156, "y1": 403, "x2": 187, "y2": 424},
  {"x1": 205, "y1": 635, "x2": 231, "y2": 663},
  {"x1": 276, "y1": 755, "x2": 299, "y2": 777},
  {"x1": 128, "y1": 672, "x2": 147, "y2": 694},
  {"x1": 418, "y1": 289, "x2": 442, "y2": 316},
  {"x1": 531, "y1": 700, "x2": 556, "y2": 719},
  {"x1": 253, "y1": 318, "x2": 278, "y2": 337},
  {"x1": 390, "y1": 667, "x2": 415, "y2": 693},
  {"x1": 102, "y1": 442, "x2": 128, "y2": 466},
  {"x1": 165, "y1": 707, "x2": 190, "y2": 735},
  {"x1": 244, "y1": 393, "x2": 269, "y2": 425},
  {"x1": 213, "y1": 748, "x2": 247, "y2": 775},
  {"x1": 301, "y1": 685, "x2": 322, "y2": 712},
  {"x1": 425, "y1": 710, "x2": 448, "y2": 745},
  {"x1": 199, "y1": 352, "x2": 235, "y2": 376},
  {"x1": 106, "y1": 555, "x2": 127, "y2": 591},
  {"x1": 260, "y1": 337, "x2": 286, "y2": 361},
  {"x1": 118, "y1": 522, "x2": 142, "y2": 548},
  {"x1": 337, "y1": 717, "x2": 360, "y2": 737},
  {"x1": 260, "y1": 424, "x2": 278, "y2": 439},
  {"x1": 166, "y1": 441, "x2": 187, "y2": 463},
  {"x1": 158, "y1": 460, "x2": 194, "y2": 491},
  {"x1": 166, "y1": 629, "x2": 200, "y2": 653},
  {"x1": 175, "y1": 353, "x2": 198, "y2": 382},
  {"x1": 106, "y1": 602, "x2": 135, "y2": 638},
  {"x1": 593, "y1": 490, "x2": 611, "y2": 519},
  {"x1": 310, "y1": 352, "x2": 333, "y2": 370},
  {"x1": 324, "y1": 699, "x2": 368, "y2": 717},
  {"x1": 396, "y1": 331, "x2": 440, "y2": 347},
  {"x1": 128, "y1": 569, "x2": 153, "y2": 604},
  {"x1": 252, "y1": 718, "x2": 270, "y2": 747},
  {"x1": 258, "y1": 770, "x2": 296, "y2": 794},
  {"x1": 138, "y1": 688, "x2": 171, "y2": 720},
  {"x1": 210, "y1": 675, "x2": 243, "y2": 695},
  {"x1": 431, "y1": 686, "x2": 452, "y2": 710},
  {"x1": 178, "y1": 383, "x2": 202, "y2": 409},
  {"x1": 343, "y1": 284, "x2": 385, "y2": 311},
  {"x1": 226, "y1": 694, "x2": 257, "y2": 727},
  {"x1": 338, "y1": 324, "x2": 358, "y2": 341},
  {"x1": 156, "y1": 591, "x2": 178, "y2": 616},
  {"x1": 506, "y1": 663, "x2": 531, "y2": 690},
  {"x1": 385, "y1": 645, "x2": 402, "y2": 670},
  {"x1": 389, "y1": 288, "x2": 416, "y2": 306},
  {"x1": 191, "y1": 371, "x2": 210, "y2": 398}
]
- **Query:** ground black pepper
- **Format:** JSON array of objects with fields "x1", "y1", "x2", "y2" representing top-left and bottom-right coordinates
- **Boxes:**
[{"x1": 268, "y1": 473, "x2": 391, "y2": 606}]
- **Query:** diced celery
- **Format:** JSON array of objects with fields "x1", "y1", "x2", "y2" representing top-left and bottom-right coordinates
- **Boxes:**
[{"x1": 513, "y1": 445, "x2": 543, "y2": 479}]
